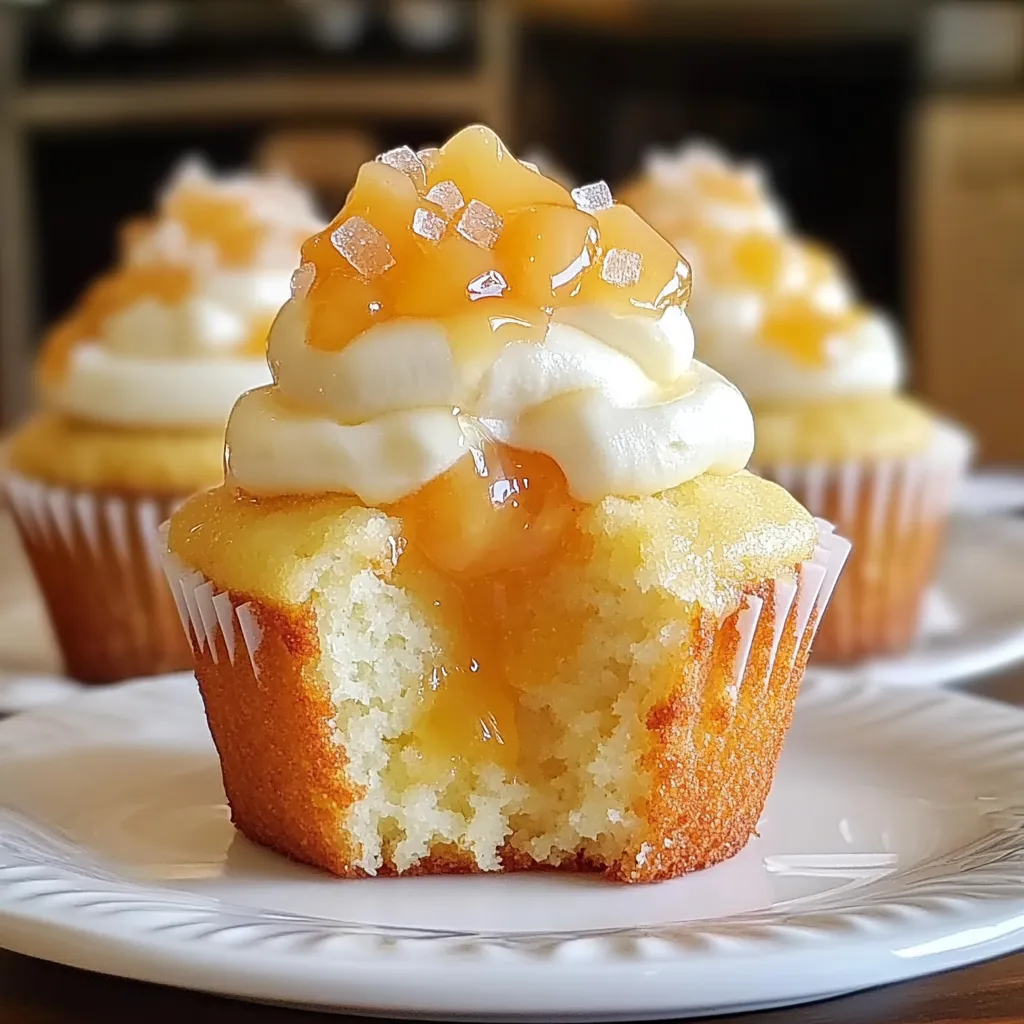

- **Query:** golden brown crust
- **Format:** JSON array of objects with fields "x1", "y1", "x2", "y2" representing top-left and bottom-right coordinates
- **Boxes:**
[
  {"x1": 193, "y1": 597, "x2": 363, "y2": 877},
  {"x1": 189, "y1": 570, "x2": 814, "y2": 883}
]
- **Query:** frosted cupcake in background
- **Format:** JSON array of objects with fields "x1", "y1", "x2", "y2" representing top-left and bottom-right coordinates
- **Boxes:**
[
  {"x1": 5, "y1": 158, "x2": 323, "y2": 683},
  {"x1": 623, "y1": 142, "x2": 972, "y2": 664}
]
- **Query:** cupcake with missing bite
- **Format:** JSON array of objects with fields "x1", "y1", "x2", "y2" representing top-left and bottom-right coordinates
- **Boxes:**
[
  {"x1": 164, "y1": 127, "x2": 849, "y2": 881},
  {"x1": 6, "y1": 159, "x2": 322, "y2": 683},
  {"x1": 623, "y1": 142, "x2": 971, "y2": 664}
]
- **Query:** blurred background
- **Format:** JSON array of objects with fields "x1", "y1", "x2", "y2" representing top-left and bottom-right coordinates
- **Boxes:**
[{"x1": 0, "y1": 0, "x2": 1021, "y2": 462}]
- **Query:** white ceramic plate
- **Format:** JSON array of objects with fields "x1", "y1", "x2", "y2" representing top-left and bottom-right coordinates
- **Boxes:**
[
  {"x1": 806, "y1": 513, "x2": 1024, "y2": 688},
  {"x1": 2, "y1": 677, "x2": 1024, "y2": 1020}
]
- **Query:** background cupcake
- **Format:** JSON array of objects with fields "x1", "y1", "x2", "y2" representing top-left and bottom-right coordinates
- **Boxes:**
[
  {"x1": 5, "y1": 159, "x2": 322, "y2": 683},
  {"x1": 624, "y1": 143, "x2": 972, "y2": 664}
]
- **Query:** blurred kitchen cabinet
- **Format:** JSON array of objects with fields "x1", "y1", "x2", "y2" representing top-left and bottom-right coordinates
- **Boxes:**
[{"x1": 913, "y1": 98, "x2": 1024, "y2": 463}]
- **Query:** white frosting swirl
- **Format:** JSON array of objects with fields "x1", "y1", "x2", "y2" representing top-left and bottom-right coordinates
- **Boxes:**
[
  {"x1": 693, "y1": 306, "x2": 904, "y2": 403},
  {"x1": 51, "y1": 348, "x2": 272, "y2": 428},
  {"x1": 226, "y1": 300, "x2": 755, "y2": 504},
  {"x1": 45, "y1": 269, "x2": 289, "y2": 428}
]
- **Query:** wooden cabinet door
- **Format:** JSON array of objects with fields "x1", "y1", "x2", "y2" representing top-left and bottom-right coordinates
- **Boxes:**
[{"x1": 913, "y1": 98, "x2": 1024, "y2": 463}]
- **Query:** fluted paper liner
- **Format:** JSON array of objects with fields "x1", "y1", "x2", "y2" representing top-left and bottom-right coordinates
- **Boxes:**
[
  {"x1": 755, "y1": 421, "x2": 972, "y2": 664},
  {"x1": 5, "y1": 473, "x2": 192, "y2": 683},
  {"x1": 163, "y1": 518, "x2": 849, "y2": 692}
]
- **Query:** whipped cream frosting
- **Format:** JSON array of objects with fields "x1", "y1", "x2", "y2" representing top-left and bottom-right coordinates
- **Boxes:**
[
  {"x1": 696, "y1": 308, "x2": 904, "y2": 403},
  {"x1": 44, "y1": 158, "x2": 323, "y2": 429},
  {"x1": 226, "y1": 297, "x2": 754, "y2": 504},
  {"x1": 631, "y1": 141, "x2": 904, "y2": 402}
]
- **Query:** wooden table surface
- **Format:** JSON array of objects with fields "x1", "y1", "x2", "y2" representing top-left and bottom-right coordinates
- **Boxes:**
[{"x1": 1, "y1": 511, "x2": 1024, "y2": 1023}]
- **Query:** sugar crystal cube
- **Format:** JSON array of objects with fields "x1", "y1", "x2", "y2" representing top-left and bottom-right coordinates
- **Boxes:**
[
  {"x1": 412, "y1": 206, "x2": 448, "y2": 243},
  {"x1": 425, "y1": 179, "x2": 466, "y2": 217},
  {"x1": 456, "y1": 199, "x2": 503, "y2": 249},
  {"x1": 289, "y1": 261, "x2": 316, "y2": 299},
  {"x1": 377, "y1": 145, "x2": 427, "y2": 189},
  {"x1": 601, "y1": 248, "x2": 643, "y2": 287},
  {"x1": 330, "y1": 216, "x2": 396, "y2": 277},
  {"x1": 572, "y1": 180, "x2": 614, "y2": 213},
  {"x1": 417, "y1": 147, "x2": 440, "y2": 173},
  {"x1": 467, "y1": 269, "x2": 508, "y2": 301}
]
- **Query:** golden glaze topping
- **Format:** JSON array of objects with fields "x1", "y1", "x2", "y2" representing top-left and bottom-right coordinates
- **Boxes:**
[{"x1": 299, "y1": 126, "x2": 691, "y2": 353}]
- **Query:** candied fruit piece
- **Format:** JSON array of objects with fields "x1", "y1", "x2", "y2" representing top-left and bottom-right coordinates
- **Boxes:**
[
  {"x1": 345, "y1": 160, "x2": 420, "y2": 232},
  {"x1": 425, "y1": 179, "x2": 466, "y2": 217},
  {"x1": 456, "y1": 199, "x2": 503, "y2": 249},
  {"x1": 412, "y1": 205, "x2": 449, "y2": 244},
  {"x1": 571, "y1": 180, "x2": 614, "y2": 213},
  {"x1": 330, "y1": 215, "x2": 396, "y2": 278},
  {"x1": 391, "y1": 438, "x2": 578, "y2": 579},
  {"x1": 573, "y1": 204, "x2": 691, "y2": 313},
  {"x1": 495, "y1": 203, "x2": 598, "y2": 305},
  {"x1": 760, "y1": 295, "x2": 863, "y2": 366},
  {"x1": 426, "y1": 125, "x2": 573, "y2": 211},
  {"x1": 165, "y1": 189, "x2": 261, "y2": 267},
  {"x1": 467, "y1": 269, "x2": 508, "y2": 300},
  {"x1": 601, "y1": 248, "x2": 643, "y2": 288},
  {"x1": 390, "y1": 232, "x2": 495, "y2": 318},
  {"x1": 732, "y1": 233, "x2": 785, "y2": 291},
  {"x1": 377, "y1": 145, "x2": 427, "y2": 190},
  {"x1": 303, "y1": 161, "x2": 419, "y2": 279},
  {"x1": 306, "y1": 267, "x2": 388, "y2": 350}
]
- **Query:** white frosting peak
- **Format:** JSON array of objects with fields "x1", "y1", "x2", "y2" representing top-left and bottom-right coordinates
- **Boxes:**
[{"x1": 226, "y1": 300, "x2": 755, "y2": 504}]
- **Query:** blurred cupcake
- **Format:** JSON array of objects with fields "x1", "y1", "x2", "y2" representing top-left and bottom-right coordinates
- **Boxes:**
[
  {"x1": 5, "y1": 158, "x2": 322, "y2": 683},
  {"x1": 624, "y1": 142, "x2": 972, "y2": 664},
  {"x1": 162, "y1": 127, "x2": 849, "y2": 881}
]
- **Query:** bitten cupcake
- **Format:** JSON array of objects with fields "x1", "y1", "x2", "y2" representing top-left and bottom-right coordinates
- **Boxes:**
[
  {"x1": 163, "y1": 127, "x2": 849, "y2": 882},
  {"x1": 6, "y1": 159, "x2": 323, "y2": 683},
  {"x1": 623, "y1": 143, "x2": 972, "y2": 664}
]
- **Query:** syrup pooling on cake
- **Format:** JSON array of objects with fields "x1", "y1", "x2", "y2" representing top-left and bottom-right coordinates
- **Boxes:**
[
  {"x1": 224, "y1": 126, "x2": 757, "y2": 806},
  {"x1": 386, "y1": 441, "x2": 585, "y2": 777}
]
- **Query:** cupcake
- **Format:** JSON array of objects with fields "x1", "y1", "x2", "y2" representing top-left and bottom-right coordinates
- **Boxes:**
[
  {"x1": 5, "y1": 159, "x2": 323, "y2": 683},
  {"x1": 624, "y1": 142, "x2": 971, "y2": 664},
  {"x1": 163, "y1": 127, "x2": 849, "y2": 882}
]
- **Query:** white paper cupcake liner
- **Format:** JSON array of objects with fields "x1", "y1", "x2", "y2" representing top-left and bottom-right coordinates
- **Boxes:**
[
  {"x1": 753, "y1": 420, "x2": 972, "y2": 663},
  {"x1": 162, "y1": 518, "x2": 850, "y2": 704},
  {"x1": 4, "y1": 473, "x2": 192, "y2": 683}
]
